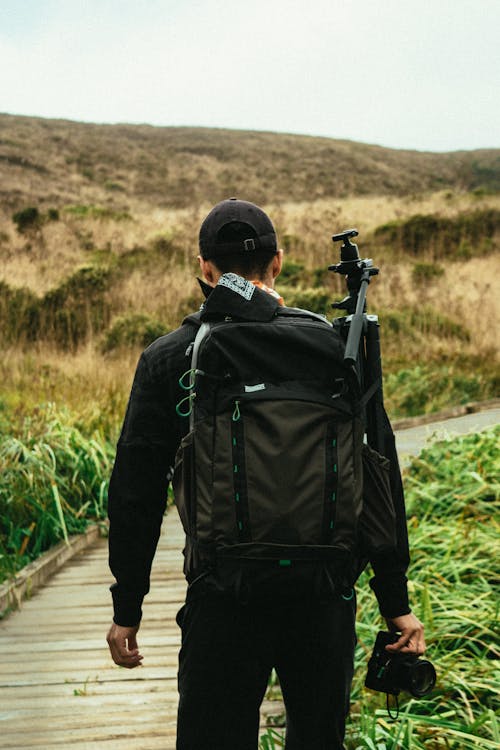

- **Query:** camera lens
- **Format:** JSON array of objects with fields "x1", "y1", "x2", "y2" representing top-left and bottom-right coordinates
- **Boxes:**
[{"x1": 408, "y1": 660, "x2": 436, "y2": 697}]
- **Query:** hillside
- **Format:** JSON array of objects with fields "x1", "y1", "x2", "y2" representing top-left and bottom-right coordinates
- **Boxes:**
[
  {"x1": 0, "y1": 112, "x2": 498, "y2": 428},
  {"x1": 1, "y1": 113, "x2": 499, "y2": 212}
]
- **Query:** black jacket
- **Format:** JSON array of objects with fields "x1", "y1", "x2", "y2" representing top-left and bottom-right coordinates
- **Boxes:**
[{"x1": 108, "y1": 281, "x2": 410, "y2": 625}]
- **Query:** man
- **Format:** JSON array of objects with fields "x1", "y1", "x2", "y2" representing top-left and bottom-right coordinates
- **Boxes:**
[{"x1": 106, "y1": 198, "x2": 425, "y2": 750}]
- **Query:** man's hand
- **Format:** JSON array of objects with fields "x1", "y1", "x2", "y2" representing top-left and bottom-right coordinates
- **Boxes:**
[
  {"x1": 384, "y1": 612, "x2": 426, "y2": 655},
  {"x1": 106, "y1": 622, "x2": 143, "y2": 668}
]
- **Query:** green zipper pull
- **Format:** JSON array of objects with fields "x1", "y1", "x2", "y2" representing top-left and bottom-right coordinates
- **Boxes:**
[
  {"x1": 175, "y1": 392, "x2": 196, "y2": 417},
  {"x1": 232, "y1": 400, "x2": 241, "y2": 421}
]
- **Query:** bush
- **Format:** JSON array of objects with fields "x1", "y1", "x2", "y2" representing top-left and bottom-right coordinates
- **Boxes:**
[
  {"x1": 12, "y1": 206, "x2": 40, "y2": 233},
  {"x1": 373, "y1": 209, "x2": 500, "y2": 259},
  {"x1": 412, "y1": 262, "x2": 445, "y2": 284},
  {"x1": 39, "y1": 266, "x2": 112, "y2": 349},
  {"x1": 0, "y1": 281, "x2": 40, "y2": 344},
  {"x1": 278, "y1": 259, "x2": 305, "y2": 286},
  {"x1": 0, "y1": 268, "x2": 113, "y2": 349},
  {"x1": 47, "y1": 208, "x2": 59, "y2": 221},
  {"x1": 101, "y1": 313, "x2": 168, "y2": 353},
  {"x1": 285, "y1": 288, "x2": 331, "y2": 316}
]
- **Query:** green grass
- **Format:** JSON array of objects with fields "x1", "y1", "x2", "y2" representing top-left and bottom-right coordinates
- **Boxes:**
[
  {"x1": 260, "y1": 426, "x2": 500, "y2": 749},
  {"x1": 0, "y1": 403, "x2": 114, "y2": 583},
  {"x1": 383, "y1": 363, "x2": 498, "y2": 418}
]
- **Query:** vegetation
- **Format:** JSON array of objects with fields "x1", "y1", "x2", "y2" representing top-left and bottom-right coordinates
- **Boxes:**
[
  {"x1": 101, "y1": 312, "x2": 168, "y2": 353},
  {"x1": 0, "y1": 266, "x2": 112, "y2": 349},
  {"x1": 0, "y1": 402, "x2": 113, "y2": 582},
  {"x1": 1, "y1": 114, "x2": 499, "y2": 213},
  {"x1": 260, "y1": 426, "x2": 500, "y2": 749},
  {"x1": 12, "y1": 206, "x2": 41, "y2": 233},
  {"x1": 372, "y1": 209, "x2": 499, "y2": 260},
  {"x1": 384, "y1": 364, "x2": 497, "y2": 418}
]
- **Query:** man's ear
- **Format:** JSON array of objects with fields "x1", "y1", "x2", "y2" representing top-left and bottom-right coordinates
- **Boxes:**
[
  {"x1": 272, "y1": 249, "x2": 284, "y2": 279},
  {"x1": 198, "y1": 256, "x2": 219, "y2": 286}
]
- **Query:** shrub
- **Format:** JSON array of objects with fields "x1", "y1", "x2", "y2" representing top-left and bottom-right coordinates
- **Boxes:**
[
  {"x1": 0, "y1": 268, "x2": 113, "y2": 348},
  {"x1": 411, "y1": 262, "x2": 445, "y2": 284},
  {"x1": 278, "y1": 259, "x2": 305, "y2": 286},
  {"x1": 12, "y1": 206, "x2": 40, "y2": 233},
  {"x1": 39, "y1": 266, "x2": 113, "y2": 349},
  {"x1": 101, "y1": 313, "x2": 168, "y2": 353},
  {"x1": 286, "y1": 288, "x2": 330, "y2": 315},
  {"x1": 0, "y1": 281, "x2": 39, "y2": 344},
  {"x1": 47, "y1": 208, "x2": 59, "y2": 221},
  {"x1": 373, "y1": 209, "x2": 500, "y2": 259}
]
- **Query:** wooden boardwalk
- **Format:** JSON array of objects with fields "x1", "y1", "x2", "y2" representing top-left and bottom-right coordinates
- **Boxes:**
[
  {"x1": 1, "y1": 513, "x2": 194, "y2": 749},
  {"x1": 0, "y1": 510, "x2": 280, "y2": 749}
]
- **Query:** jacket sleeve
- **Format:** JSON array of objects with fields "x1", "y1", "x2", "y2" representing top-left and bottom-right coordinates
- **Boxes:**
[
  {"x1": 368, "y1": 408, "x2": 411, "y2": 618},
  {"x1": 108, "y1": 352, "x2": 179, "y2": 626}
]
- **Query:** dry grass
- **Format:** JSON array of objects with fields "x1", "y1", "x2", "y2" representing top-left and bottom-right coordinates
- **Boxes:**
[
  {"x1": 369, "y1": 256, "x2": 500, "y2": 336},
  {"x1": 1, "y1": 189, "x2": 498, "y2": 374},
  {"x1": 2, "y1": 189, "x2": 498, "y2": 292},
  {"x1": 110, "y1": 264, "x2": 200, "y2": 327},
  {"x1": 0, "y1": 342, "x2": 134, "y2": 436}
]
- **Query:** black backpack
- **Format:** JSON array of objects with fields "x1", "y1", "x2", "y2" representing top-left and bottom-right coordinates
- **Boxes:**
[{"x1": 173, "y1": 301, "x2": 397, "y2": 579}]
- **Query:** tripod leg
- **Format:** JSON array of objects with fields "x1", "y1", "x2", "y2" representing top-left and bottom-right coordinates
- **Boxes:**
[{"x1": 365, "y1": 316, "x2": 385, "y2": 453}]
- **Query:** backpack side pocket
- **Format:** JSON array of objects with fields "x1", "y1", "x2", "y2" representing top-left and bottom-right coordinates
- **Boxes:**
[
  {"x1": 359, "y1": 443, "x2": 397, "y2": 556},
  {"x1": 173, "y1": 430, "x2": 195, "y2": 535}
]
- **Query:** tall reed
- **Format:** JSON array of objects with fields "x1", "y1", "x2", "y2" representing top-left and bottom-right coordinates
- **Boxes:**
[{"x1": 0, "y1": 403, "x2": 113, "y2": 583}]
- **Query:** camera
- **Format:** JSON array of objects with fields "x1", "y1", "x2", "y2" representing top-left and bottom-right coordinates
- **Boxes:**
[{"x1": 365, "y1": 631, "x2": 436, "y2": 698}]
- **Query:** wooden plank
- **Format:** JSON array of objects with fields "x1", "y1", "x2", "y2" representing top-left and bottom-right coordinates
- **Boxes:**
[
  {"x1": 0, "y1": 512, "x2": 185, "y2": 749},
  {"x1": 0, "y1": 525, "x2": 101, "y2": 615},
  {"x1": 0, "y1": 510, "x2": 284, "y2": 748}
]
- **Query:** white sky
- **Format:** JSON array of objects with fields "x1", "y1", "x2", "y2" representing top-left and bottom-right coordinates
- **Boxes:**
[{"x1": 1, "y1": 0, "x2": 499, "y2": 152}]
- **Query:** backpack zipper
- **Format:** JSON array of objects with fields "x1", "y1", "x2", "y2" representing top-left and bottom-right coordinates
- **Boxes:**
[{"x1": 231, "y1": 399, "x2": 250, "y2": 541}]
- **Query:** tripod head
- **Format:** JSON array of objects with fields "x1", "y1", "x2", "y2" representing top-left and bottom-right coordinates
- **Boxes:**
[
  {"x1": 329, "y1": 229, "x2": 379, "y2": 315},
  {"x1": 330, "y1": 228, "x2": 360, "y2": 271}
]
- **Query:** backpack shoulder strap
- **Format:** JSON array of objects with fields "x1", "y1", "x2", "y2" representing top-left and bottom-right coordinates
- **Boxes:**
[
  {"x1": 187, "y1": 321, "x2": 211, "y2": 430},
  {"x1": 277, "y1": 306, "x2": 332, "y2": 326}
]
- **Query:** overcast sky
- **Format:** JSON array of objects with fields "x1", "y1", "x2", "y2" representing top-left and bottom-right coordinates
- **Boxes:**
[{"x1": 1, "y1": 0, "x2": 498, "y2": 152}]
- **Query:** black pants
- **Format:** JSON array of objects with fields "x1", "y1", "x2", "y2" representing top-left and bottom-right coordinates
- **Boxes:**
[{"x1": 176, "y1": 591, "x2": 356, "y2": 750}]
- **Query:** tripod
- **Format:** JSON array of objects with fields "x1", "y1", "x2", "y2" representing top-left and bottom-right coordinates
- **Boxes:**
[
  {"x1": 329, "y1": 229, "x2": 386, "y2": 453},
  {"x1": 329, "y1": 228, "x2": 409, "y2": 578}
]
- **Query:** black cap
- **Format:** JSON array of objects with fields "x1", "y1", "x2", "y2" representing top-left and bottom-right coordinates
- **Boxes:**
[{"x1": 199, "y1": 198, "x2": 277, "y2": 259}]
